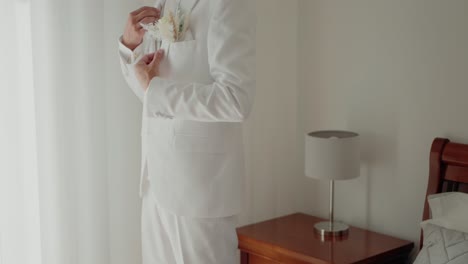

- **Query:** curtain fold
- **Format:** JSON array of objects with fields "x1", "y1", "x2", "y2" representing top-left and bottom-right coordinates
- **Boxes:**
[
  {"x1": 2, "y1": 0, "x2": 144, "y2": 263},
  {"x1": 0, "y1": 0, "x2": 42, "y2": 263},
  {"x1": 29, "y1": 0, "x2": 146, "y2": 263},
  {"x1": 30, "y1": 0, "x2": 110, "y2": 263}
]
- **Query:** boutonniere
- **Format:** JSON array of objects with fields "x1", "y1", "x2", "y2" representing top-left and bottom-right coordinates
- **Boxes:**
[{"x1": 141, "y1": 3, "x2": 190, "y2": 43}]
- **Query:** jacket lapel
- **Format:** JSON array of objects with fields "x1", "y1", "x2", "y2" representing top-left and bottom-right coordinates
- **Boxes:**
[
  {"x1": 181, "y1": 0, "x2": 200, "y2": 13},
  {"x1": 162, "y1": 0, "x2": 198, "y2": 16},
  {"x1": 154, "y1": 0, "x2": 166, "y2": 9}
]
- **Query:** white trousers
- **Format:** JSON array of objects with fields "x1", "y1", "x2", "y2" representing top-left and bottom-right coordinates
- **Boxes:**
[{"x1": 141, "y1": 190, "x2": 238, "y2": 264}]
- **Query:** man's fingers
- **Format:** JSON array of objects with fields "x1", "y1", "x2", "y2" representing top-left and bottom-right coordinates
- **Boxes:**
[
  {"x1": 130, "y1": 6, "x2": 147, "y2": 15},
  {"x1": 144, "y1": 54, "x2": 155, "y2": 64},
  {"x1": 150, "y1": 49, "x2": 165, "y2": 67},
  {"x1": 130, "y1": 6, "x2": 160, "y2": 16},
  {"x1": 136, "y1": 50, "x2": 163, "y2": 78},
  {"x1": 134, "y1": 8, "x2": 160, "y2": 23},
  {"x1": 129, "y1": 7, "x2": 160, "y2": 31},
  {"x1": 138, "y1": 53, "x2": 155, "y2": 65},
  {"x1": 140, "y1": 17, "x2": 158, "y2": 25}
]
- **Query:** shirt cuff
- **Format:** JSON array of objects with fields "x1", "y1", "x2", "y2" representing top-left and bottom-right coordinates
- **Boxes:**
[{"x1": 118, "y1": 36, "x2": 144, "y2": 64}]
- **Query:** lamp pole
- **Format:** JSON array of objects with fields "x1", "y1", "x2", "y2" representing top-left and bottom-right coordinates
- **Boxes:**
[{"x1": 329, "y1": 179, "x2": 334, "y2": 229}]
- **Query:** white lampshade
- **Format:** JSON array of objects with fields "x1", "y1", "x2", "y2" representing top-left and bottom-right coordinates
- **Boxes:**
[{"x1": 305, "y1": 130, "x2": 360, "y2": 181}]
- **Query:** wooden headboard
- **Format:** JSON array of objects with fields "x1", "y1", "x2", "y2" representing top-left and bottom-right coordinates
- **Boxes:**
[{"x1": 420, "y1": 137, "x2": 468, "y2": 247}]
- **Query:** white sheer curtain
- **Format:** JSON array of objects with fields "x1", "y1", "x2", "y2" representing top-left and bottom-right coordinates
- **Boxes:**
[
  {"x1": 1, "y1": 0, "x2": 145, "y2": 263},
  {"x1": 31, "y1": 0, "x2": 110, "y2": 263},
  {"x1": 0, "y1": 1, "x2": 41, "y2": 263}
]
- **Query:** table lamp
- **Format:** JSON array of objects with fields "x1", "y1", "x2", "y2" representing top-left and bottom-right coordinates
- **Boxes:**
[{"x1": 305, "y1": 130, "x2": 360, "y2": 237}]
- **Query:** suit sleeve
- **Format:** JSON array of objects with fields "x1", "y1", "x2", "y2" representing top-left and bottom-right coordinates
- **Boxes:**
[
  {"x1": 144, "y1": 0, "x2": 256, "y2": 122},
  {"x1": 118, "y1": 37, "x2": 145, "y2": 102}
]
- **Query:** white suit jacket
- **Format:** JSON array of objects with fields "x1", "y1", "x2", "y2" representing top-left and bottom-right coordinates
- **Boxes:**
[{"x1": 118, "y1": 0, "x2": 256, "y2": 217}]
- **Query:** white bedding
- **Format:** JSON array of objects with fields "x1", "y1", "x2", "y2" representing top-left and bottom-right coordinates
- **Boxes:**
[
  {"x1": 414, "y1": 223, "x2": 468, "y2": 264},
  {"x1": 424, "y1": 192, "x2": 468, "y2": 234}
]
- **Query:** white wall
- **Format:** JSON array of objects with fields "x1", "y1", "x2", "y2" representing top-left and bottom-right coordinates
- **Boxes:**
[
  {"x1": 240, "y1": 0, "x2": 301, "y2": 225},
  {"x1": 105, "y1": 0, "x2": 144, "y2": 263},
  {"x1": 297, "y1": 0, "x2": 468, "y2": 248}
]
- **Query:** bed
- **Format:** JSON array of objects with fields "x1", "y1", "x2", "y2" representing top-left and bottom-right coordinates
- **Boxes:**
[
  {"x1": 415, "y1": 138, "x2": 468, "y2": 263},
  {"x1": 421, "y1": 137, "x2": 468, "y2": 246}
]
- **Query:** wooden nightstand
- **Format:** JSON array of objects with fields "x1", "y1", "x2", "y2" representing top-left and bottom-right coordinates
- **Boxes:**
[{"x1": 237, "y1": 213, "x2": 414, "y2": 264}]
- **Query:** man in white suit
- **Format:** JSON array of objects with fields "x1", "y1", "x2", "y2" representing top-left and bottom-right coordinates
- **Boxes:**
[{"x1": 118, "y1": 0, "x2": 255, "y2": 262}]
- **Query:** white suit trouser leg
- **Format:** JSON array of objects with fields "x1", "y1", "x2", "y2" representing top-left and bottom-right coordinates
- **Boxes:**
[{"x1": 141, "y1": 190, "x2": 238, "y2": 264}]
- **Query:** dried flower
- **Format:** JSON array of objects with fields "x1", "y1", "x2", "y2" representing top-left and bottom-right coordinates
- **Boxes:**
[{"x1": 140, "y1": 4, "x2": 190, "y2": 43}]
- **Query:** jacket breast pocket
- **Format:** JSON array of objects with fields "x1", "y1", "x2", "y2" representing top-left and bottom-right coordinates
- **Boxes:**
[{"x1": 163, "y1": 39, "x2": 197, "y2": 81}]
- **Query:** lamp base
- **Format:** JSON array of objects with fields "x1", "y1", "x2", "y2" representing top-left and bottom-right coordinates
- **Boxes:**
[{"x1": 314, "y1": 221, "x2": 349, "y2": 237}]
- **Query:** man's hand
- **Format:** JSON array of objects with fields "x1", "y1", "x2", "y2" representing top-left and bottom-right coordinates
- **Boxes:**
[
  {"x1": 135, "y1": 49, "x2": 165, "y2": 91},
  {"x1": 122, "y1": 6, "x2": 161, "y2": 51}
]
